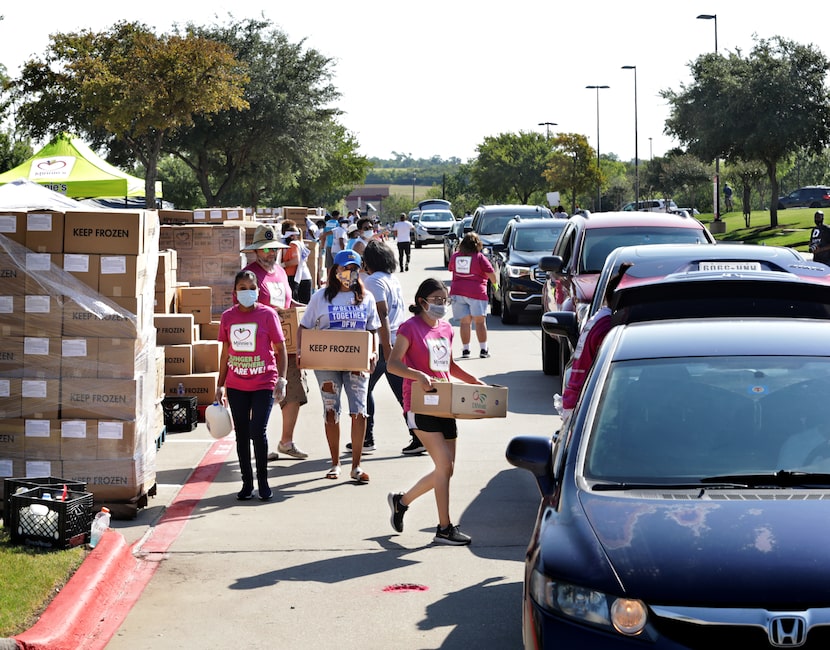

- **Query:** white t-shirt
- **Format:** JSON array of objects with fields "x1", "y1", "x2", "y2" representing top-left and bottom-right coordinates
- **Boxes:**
[
  {"x1": 300, "y1": 287, "x2": 381, "y2": 331},
  {"x1": 331, "y1": 225, "x2": 348, "y2": 254},
  {"x1": 392, "y1": 221, "x2": 414, "y2": 243},
  {"x1": 362, "y1": 271, "x2": 406, "y2": 344}
]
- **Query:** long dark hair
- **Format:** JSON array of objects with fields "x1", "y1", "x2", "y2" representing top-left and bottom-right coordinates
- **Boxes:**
[
  {"x1": 363, "y1": 240, "x2": 396, "y2": 274},
  {"x1": 324, "y1": 261, "x2": 366, "y2": 303},
  {"x1": 410, "y1": 277, "x2": 446, "y2": 314},
  {"x1": 234, "y1": 269, "x2": 258, "y2": 289}
]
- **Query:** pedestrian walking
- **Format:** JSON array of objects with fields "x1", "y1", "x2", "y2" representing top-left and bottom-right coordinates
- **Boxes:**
[
  {"x1": 297, "y1": 249, "x2": 381, "y2": 483},
  {"x1": 321, "y1": 212, "x2": 340, "y2": 272},
  {"x1": 241, "y1": 224, "x2": 310, "y2": 462},
  {"x1": 448, "y1": 232, "x2": 498, "y2": 358},
  {"x1": 723, "y1": 182, "x2": 734, "y2": 212},
  {"x1": 280, "y1": 220, "x2": 313, "y2": 304},
  {"x1": 742, "y1": 183, "x2": 752, "y2": 228},
  {"x1": 391, "y1": 212, "x2": 414, "y2": 272},
  {"x1": 810, "y1": 210, "x2": 830, "y2": 265},
  {"x1": 386, "y1": 277, "x2": 484, "y2": 545},
  {"x1": 215, "y1": 269, "x2": 288, "y2": 501}
]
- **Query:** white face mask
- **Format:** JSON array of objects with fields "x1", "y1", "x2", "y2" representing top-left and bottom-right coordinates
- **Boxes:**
[
  {"x1": 361, "y1": 230, "x2": 374, "y2": 240},
  {"x1": 237, "y1": 289, "x2": 258, "y2": 308}
]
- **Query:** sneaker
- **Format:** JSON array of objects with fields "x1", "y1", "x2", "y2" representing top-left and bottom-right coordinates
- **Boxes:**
[
  {"x1": 345, "y1": 440, "x2": 376, "y2": 454},
  {"x1": 277, "y1": 441, "x2": 308, "y2": 459},
  {"x1": 433, "y1": 524, "x2": 471, "y2": 546},
  {"x1": 405, "y1": 264, "x2": 409, "y2": 272},
  {"x1": 267, "y1": 452, "x2": 279, "y2": 461},
  {"x1": 401, "y1": 438, "x2": 426, "y2": 455},
  {"x1": 258, "y1": 487, "x2": 273, "y2": 501},
  {"x1": 387, "y1": 492, "x2": 408, "y2": 533},
  {"x1": 461, "y1": 349, "x2": 471, "y2": 359},
  {"x1": 237, "y1": 486, "x2": 254, "y2": 501},
  {"x1": 350, "y1": 466, "x2": 370, "y2": 484},
  {"x1": 479, "y1": 349, "x2": 490, "y2": 359}
]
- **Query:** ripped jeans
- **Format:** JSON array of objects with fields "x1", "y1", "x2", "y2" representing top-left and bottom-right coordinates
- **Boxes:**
[{"x1": 314, "y1": 370, "x2": 369, "y2": 421}]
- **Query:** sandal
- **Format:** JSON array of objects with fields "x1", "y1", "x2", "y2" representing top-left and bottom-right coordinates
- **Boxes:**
[
  {"x1": 325, "y1": 465, "x2": 341, "y2": 479},
  {"x1": 350, "y1": 466, "x2": 370, "y2": 484}
]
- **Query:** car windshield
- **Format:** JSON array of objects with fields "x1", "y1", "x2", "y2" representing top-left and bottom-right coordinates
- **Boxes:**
[
  {"x1": 583, "y1": 356, "x2": 830, "y2": 484},
  {"x1": 580, "y1": 227, "x2": 707, "y2": 273},
  {"x1": 420, "y1": 211, "x2": 453, "y2": 223},
  {"x1": 481, "y1": 213, "x2": 525, "y2": 235},
  {"x1": 513, "y1": 225, "x2": 564, "y2": 251}
]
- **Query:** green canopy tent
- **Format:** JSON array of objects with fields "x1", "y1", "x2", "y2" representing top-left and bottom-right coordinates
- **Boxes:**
[{"x1": 0, "y1": 133, "x2": 162, "y2": 201}]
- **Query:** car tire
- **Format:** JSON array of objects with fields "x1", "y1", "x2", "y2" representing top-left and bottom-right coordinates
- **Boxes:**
[
  {"x1": 501, "y1": 295, "x2": 518, "y2": 324},
  {"x1": 414, "y1": 241, "x2": 422, "y2": 249},
  {"x1": 778, "y1": 202, "x2": 785, "y2": 210},
  {"x1": 542, "y1": 333, "x2": 559, "y2": 376}
]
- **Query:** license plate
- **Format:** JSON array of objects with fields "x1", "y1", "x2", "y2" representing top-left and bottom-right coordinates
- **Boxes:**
[{"x1": 698, "y1": 261, "x2": 762, "y2": 272}]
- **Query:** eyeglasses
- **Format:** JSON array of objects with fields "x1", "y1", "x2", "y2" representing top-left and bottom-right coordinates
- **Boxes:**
[{"x1": 425, "y1": 296, "x2": 451, "y2": 305}]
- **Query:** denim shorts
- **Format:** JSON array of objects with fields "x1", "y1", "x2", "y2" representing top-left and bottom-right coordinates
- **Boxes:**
[
  {"x1": 314, "y1": 369, "x2": 369, "y2": 419},
  {"x1": 451, "y1": 294, "x2": 488, "y2": 319}
]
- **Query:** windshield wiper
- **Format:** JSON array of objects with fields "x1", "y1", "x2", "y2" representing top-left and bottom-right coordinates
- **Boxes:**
[
  {"x1": 591, "y1": 482, "x2": 727, "y2": 491},
  {"x1": 701, "y1": 470, "x2": 830, "y2": 488}
]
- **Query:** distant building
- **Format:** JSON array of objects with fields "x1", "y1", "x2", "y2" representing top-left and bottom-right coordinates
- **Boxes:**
[{"x1": 346, "y1": 185, "x2": 390, "y2": 215}]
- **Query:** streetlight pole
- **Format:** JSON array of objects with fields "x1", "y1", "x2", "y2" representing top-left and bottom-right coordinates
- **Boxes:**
[
  {"x1": 622, "y1": 66, "x2": 639, "y2": 210},
  {"x1": 697, "y1": 13, "x2": 720, "y2": 221},
  {"x1": 649, "y1": 137, "x2": 653, "y2": 161},
  {"x1": 538, "y1": 121, "x2": 557, "y2": 138},
  {"x1": 586, "y1": 85, "x2": 610, "y2": 212}
]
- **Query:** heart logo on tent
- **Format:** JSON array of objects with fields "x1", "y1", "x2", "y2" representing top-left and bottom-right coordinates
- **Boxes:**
[{"x1": 36, "y1": 159, "x2": 67, "y2": 171}]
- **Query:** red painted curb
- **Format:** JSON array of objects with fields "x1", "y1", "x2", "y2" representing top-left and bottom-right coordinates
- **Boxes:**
[{"x1": 12, "y1": 436, "x2": 234, "y2": 650}]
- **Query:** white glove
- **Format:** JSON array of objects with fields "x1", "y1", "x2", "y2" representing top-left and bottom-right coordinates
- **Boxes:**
[{"x1": 274, "y1": 377, "x2": 288, "y2": 402}]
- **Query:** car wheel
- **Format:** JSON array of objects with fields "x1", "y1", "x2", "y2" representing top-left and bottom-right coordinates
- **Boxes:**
[
  {"x1": 542, "y1": 333, "x2": 559, "y2": 376},
  {"x1": 811, "y1": 202, "x2": 821, "y2": 209},
  {"x1": 414, "y1": 241, "x2": 422, "y2": 249},
  {"x1": 501, "y1": 294, "x2": 518, "y2": 324},
  {"x1": 778, "y1": 202, "x2": 785, "y2": 210}
]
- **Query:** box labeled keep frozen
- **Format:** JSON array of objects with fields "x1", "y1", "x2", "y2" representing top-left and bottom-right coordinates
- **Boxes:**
[
  {"x1": 410, "y1": 382, "x2": 508, "y2": 419},
  {"x1": 299, "y1": 329, "x2": 373, "y2": 371}
]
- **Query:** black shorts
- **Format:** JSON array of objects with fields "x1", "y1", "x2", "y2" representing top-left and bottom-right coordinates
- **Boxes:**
[{"x1": 407, "y1": 412, "x2": 458, "y2": 440}]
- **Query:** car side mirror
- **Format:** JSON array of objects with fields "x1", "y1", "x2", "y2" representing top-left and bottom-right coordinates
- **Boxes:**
[
  {"x1": 446, "y1": 233, "x2": 457, "y2": 241},
  {"x1": 539, "y1": 255, "x2": 564, "y2": 273},
  {"x1": 506, "y1": 435, "x2": 556, "y2": 497},
  {"x1": 492, "y1": 243, "x2": 506, "y2": 253},
  {"x1": 542, "y1": 311, "x2": 579, "y2": 349}
]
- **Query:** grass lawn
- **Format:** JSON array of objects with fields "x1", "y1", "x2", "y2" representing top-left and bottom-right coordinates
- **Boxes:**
[{"x1": 698, "y1": 208, "x2": 815, "y2": 251}]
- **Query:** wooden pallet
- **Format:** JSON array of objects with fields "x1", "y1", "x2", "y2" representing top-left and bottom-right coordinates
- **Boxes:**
[{"x1": 95, "y1": 482, "x2": 158, "y2": 520}]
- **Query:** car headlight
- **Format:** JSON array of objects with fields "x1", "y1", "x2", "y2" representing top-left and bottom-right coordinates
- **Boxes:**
[
  {"x1": 506, "y1": 264, "x2": 530, "y2": 278},
  {"x1": 529, "y1": 570, "x2": 647, "y2": 636}
]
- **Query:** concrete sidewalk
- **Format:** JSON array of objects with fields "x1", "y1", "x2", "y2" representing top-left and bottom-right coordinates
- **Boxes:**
[{"x1": 9, "y1": 245, "x2": 561, "y2": 649}]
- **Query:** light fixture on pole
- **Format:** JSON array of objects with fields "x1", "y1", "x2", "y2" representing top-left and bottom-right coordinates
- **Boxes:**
[
  {"x1": 538, "y1": 122, "x2": 557, "y2": 138},
  {"x1": 586, "y1": 85, "x2": 610, "y2": 212},
  {"x1": 622, "y1": 66, "x2": 639, "y2": 210},
  {"x1": 697, "y1": 13, "x2": 720, "y2": 221}
]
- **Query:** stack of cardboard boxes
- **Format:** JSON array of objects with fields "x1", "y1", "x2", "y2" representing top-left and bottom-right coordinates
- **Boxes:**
[{"x1": 0, "y1": 209, "x2": 161, "y2": 507}]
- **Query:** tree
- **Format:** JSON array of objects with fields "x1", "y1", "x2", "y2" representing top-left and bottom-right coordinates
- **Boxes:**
[
  {"x1": 471, "y1": 131, "x2": 551, "y2": 204},
  {"x1": 169, "y1": 17, "x2": 342, "y2": 207},
  {"x1": 542, "y1": 133, "x2": 599, "y2": 214},
  {"x1": 663, "y1": 36, "x2": 830, "y2": 227},
  {"x1": 13, "y1": 21, "x2": 249, "y2": 208}
]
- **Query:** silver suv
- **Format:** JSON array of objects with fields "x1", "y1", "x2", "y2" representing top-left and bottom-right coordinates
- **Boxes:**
[
  {"x1": 413, "y1": 199, "x2": 455, "y2": 247},
  {"x1": 621, "y1": 198, "x2": 678, "y2": 213}
]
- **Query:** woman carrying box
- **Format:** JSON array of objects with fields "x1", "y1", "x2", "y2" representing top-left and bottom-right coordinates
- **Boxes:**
[
  {"x1": 215, "y1": 269, "x2": 288, "y2": 501},
  {"x1": 386, "y1": 277, "x2": 484, "y2": 545},
  {"x1": 296, "y1": 249, "x2": 380, "y2": 483}
]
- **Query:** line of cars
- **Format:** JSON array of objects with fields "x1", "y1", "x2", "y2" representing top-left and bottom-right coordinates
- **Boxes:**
[{"x1": 507, "y1": 243, "x2": 830, "y2": 648}]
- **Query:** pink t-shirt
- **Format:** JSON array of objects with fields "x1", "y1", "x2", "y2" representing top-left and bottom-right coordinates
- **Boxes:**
[
  {"x1": 218, "y1": 303, "x2": 285, "y2": 391},
  {"x1": 243, "y1": 260, "x2": 292, "y2": 310},
  {"x1": 397, "y1": 315, "x2": 453, "y2": 412},
  {"x1": 449, "y1": 251, "x2": 493, "y2": 301}
]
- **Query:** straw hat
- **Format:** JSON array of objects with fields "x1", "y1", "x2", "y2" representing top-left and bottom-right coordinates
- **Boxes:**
[{"x1": 242, "y1": 224, "x2": 289, "y2": 250}]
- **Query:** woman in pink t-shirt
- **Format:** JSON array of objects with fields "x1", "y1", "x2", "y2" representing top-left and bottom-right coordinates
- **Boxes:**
[
  {"x1": 216, "y1": 270, "x2": 288, "y2": 502},
  {"x1": 386, "y1": 278, "x2": 484, "y2": 546},
  {"x1": 448, "y1": 232, "x2": 498, "y2": 358}
]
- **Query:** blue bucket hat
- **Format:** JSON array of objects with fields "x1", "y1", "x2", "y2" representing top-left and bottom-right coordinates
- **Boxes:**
[{"x1": 334, "y1": 249, "x2": 362, "y2": 268}]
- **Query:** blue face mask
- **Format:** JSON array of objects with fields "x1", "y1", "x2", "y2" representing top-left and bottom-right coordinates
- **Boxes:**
[
  {"x1": 426, "y1": 303, "x2": 448, "y2": 319},
  {"x1": 237, "y1": 289, "x2": 258, "y2": 308}
]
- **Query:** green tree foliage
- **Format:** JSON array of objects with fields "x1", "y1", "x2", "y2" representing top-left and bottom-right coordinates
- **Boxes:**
[
  {"x1": 170, "y1": 17, "x2": 352, "y2": 208},
  {"x1": 542, "y1": 133, "x2": 599, "y2": 214},
  {"x1": 663, "y1": 36, "x2": 830, "y2": 227},
  {"x1": 0, "y1": 129, "x2": 33, "y2": 173},
  {"x1": 471, "y1": 131, "x2": 552, "y2": 204},
  {"x1": 13, "y1": 21, "x2": 249, "y2": 208}
]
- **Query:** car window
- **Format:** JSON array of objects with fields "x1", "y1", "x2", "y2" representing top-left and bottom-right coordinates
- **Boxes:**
[
  {"x1": 420, "y1": 211, "x2": 452, "y2": 222},
  {"x1": 579, "y1": 227, "x2": 709, "y2": 273},
  {"x1": 584, "y1": 356, "x2": 830, "y2": 482},
  {"x1": 514, "y1": 225, "x2": 564, "y2": 252},
  {"x1": 480, "y1": 214, "x2": 517, "y2": 235},
  {"x1": 553, "y1": 223, "x2": 575, "y2": 267}
]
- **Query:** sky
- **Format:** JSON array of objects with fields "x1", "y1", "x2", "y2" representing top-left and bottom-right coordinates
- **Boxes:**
[{"x1": 0, "y1": 1, "x2": 827, "y2": 164}]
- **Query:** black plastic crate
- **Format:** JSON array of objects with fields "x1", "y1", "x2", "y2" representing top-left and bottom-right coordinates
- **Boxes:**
[
  {"x1": 3, "y1": 476, "x2": 86, "y2": 529},
  {"x1": 162, "y1": 396, "x2": 199, "y2": 432},
  {"x1": 9, "y1": 487, "x2": 93, "y2": 549}
]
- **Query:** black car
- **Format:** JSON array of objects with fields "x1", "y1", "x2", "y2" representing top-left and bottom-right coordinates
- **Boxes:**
[
  {"x1": 777, "y1": 186, "x2": 830, "y2": 210},
  {"x1": 507, "y1": 269, "x2": 830, "y2": 649},
  {"x1": 470, "y1": 204, "x2": 555, "y2": 257},
  {"x1": 442, "y1": 216, "x2": 473, "y2": 267},
  {"x1": 489, "y1": 218, "x2": 567, "y2": 324}
]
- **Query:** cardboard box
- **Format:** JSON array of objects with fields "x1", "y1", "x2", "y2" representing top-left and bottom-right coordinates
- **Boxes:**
[
  {"x1": 0, "y1": 378, "x2": 22, "y2": 418},
  {"x1": 410, "y1": 382, "x2": 509, "y2": 419},
  {"x1": 24, "y1": 294, "x2": 63, "y2": 337},
  {"x1": 21, "y1": 378, "x2": 60, "y2": 419},
  {"x1": 0, "y1": 212, "x2": 27, "y2": 245},
  {"x1": 23, "y1": 418, "x2": 60, "y2": 459},
  {"x1": 60, "y1": 337, "x2": 99, "y2": 378},
  {"x1": 60, "y1": 377, "x2": 142, "y2": 420},
  {"x1": 97, "y1": 337, "x2": 142, "y2": 379},
  {"x1": 96, "y1": 420, "x2": 140, "y2": 459},
  {"x1": 60, "y1": 419, "x2": 98, "y2": 460},
  {"x1": 200, "y1": 321, "x2": 220, "y2": 340},
  {"x1": 159, "y1": 209, "x2": 193, "y2": 225},
  {"x1": 155, "y1": 313, "x2": 195, "y2": 345},
  {"x1": 24, "y1": 252, "x2": 63, "y2": 294},
  {"x1": 26, "y1": 211, "x2": 64, "y2": 253},
  {"x1": 0, "y1": 419, "x2": 24, "y2": 459},
  {"x1": 155, "y1": 287, "x2": 176, "y2": 314},
  {"x1": 98, "y1": 254, "x2": 147, "y2": 298},
  {"x1": 163, "y1": 372, "x2": 218, "y2": 406},
  {"x1": 22, "y1": 337, "x2": 62, "y2": 378},
  {"x1": 0, "y1": 295, "x2": 24, "y2": 337},
  {"x1": 279, "y1": 307, "x2": 304, "y2": 354},
  {"x1": 299, "y1": 329, "x2": 373, "y2": 371},
  {"x1": 0, "y1": 337, "x2": 24, "y2": 377},
  {"x1": 156, "y1": 249, "x2": 176, "y2": 290},
  {"x1": 63, "y1": 296, "x2": 139, "y2": 339},
  {"x1": 177, "y1": 286, "x2": 212, "y2": 323},
  {"x1": 63, "y1": 253, "x2": 100, "y2": 292},
  {"x1": 0, "y1": 251, "x2": 25, "y2": 293},
  {"x1": 63, "y1": 455, "x2": 155, "y2": 501},
  {"x1": 192, "y1": 340, "x2": 220, "y2": 373},
  {"x1": 164, "y1": 344, "x2": 193, "y2": 375},
  {"x1": 63, "y1": 210, "x2": 148, "y2": 255}
]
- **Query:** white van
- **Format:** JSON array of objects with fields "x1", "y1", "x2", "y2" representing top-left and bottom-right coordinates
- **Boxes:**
[{"x1": 622, "y1": 199, "x2": 678, "y2": 213}]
